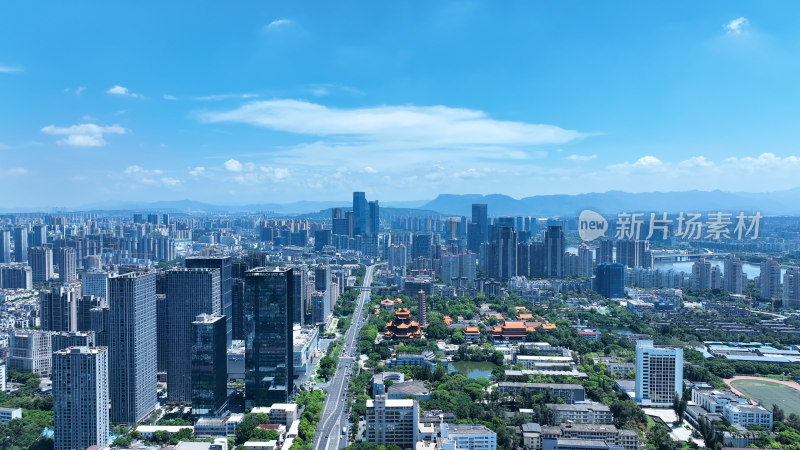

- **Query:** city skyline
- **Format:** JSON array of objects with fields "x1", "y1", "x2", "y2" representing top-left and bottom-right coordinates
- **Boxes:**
[{"x1": 3, "y1": 2, "x2": 800, "y2": 207}]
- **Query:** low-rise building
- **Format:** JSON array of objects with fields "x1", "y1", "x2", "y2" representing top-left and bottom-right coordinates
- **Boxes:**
[
  {"x1": 546, "y1": 403, "x2": 612, "y2": 425},
  {"x1": 0, "y1": 406, "x2": 21, "y2": 423},
  {"x1": 496, "y1": 383, "x2": 585, "y2": 404},
  {"x1": 440, "y1": 423, "x2": 497, "y2": 450},
  {"x1": 722, "y1": 404, "x2": 773, "y2": 431}
]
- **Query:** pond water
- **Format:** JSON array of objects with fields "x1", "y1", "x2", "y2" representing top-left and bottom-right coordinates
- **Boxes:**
[{"x1": 448, "y1": 361, "x2": 499, "y2": 380}]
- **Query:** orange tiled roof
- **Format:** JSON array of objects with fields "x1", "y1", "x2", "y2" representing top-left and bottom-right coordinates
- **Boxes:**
[{"x1": 464, "y1": 326, "x2": 480, "y2": 335}]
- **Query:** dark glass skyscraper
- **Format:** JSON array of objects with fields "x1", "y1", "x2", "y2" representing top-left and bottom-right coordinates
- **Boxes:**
[
  {"x1": 0, "y1": 229, "x2": 11, "y2": 263},
  {"x1": 191, "y1": 314, "x2": 228, "y2": 416},
  {"x1": 109, "y1": 271, "x2": 157, "y2": 425},
  {"x1": 353, "y1": 191, "x2": 369, "y2": 236},
  {"x1": 166, "y1": 268, "x2": 221, "y2": 403},
  {"x1": 545, "y1": 225, "x2": 565, "y2": 279},
  {"x1": 595, "y1": 262, "x2": 625, "y2": 298},
  {"x1": 244, "y1": 267, "x2": 294, "y2": 408},
  {"x1": 13, "y1": 226, "x2": 27, "y2": 263},
  {"x1": 186, "y1": 256, "x2": 233, "y2": 347}
]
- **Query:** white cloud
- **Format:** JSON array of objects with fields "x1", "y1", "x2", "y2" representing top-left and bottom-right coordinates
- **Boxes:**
[
  {"x1": 224, "y1": 159, "x2": 244, "y2": 172},
  {"x1": 678, "y1": 156, "x2": 715, "y2": 168},
  {"x1": 267, "y1": 19, "x2": 292, "y2": 28},
  {"x1": 194, "y1": 93, "x2": 259, "y2": 101},
  {"x1": 725, "y1": 17, "x2": 749, "y2": 34},
  {"x1": 106, "y1": 85, "x2": 143, "y2": 98},
  {"x1": 564, "y1": 154, "x2": 597, "y2": 161},
  {"x1": 200, "y1": 99, "x2": 585, "y2": 147},
  {"x1": 189, "y1": 166, "x2": 206, "y2": 177},
  {"x1": 363, "y1": 166, "x2": 377, "y2": 174},
  {"x1": 76, "y1": 86, "x2": 86, "y2": 95},
  {"x1": 40, "y1": 123, "x2": 129, "y2": 147},
  {"x1": 607, "y1": 155, "x2": 667, "y2": 173},
  {"x1": 123, "y1": 166, "x2": 179, "y2": 186},
  {"x1": 2, "y1": 167, "x2": 27, "y2": 176},
  {"x1": 455, "y1": 168, "x2": 486, "y2": 179},
  {"x1": 163, "y1": 94, "x2": 177, "y2": 100},
  {"x1": 0, "y1": 65, "x2": 22, "y2": 73}
]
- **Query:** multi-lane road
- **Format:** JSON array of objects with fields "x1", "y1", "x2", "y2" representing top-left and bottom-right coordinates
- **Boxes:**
[{"x1": 313, "y1": 264, "x2": 376, "y2": 450}]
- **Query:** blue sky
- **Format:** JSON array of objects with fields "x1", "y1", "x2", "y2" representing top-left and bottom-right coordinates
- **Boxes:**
[{"x1": 2, "y1": 1, "x2": 800, "y2": 208}]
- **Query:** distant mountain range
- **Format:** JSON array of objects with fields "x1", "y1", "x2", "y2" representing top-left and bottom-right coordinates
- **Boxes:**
[
  {"x1": 4, "y1": 189, "x2": 800, "y2": 216},
  {"x1": 420, "y1": 189, "x2": 800, "y2": 216}
]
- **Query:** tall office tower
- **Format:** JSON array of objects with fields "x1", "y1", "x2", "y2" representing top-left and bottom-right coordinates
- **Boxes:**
[
  {"x1": 417, "y1": 290, "x2": 426, "y2": 326},
  {"x1": 147, "y1": 213, "x2": 160, "y2": 225},
  {"x1": 231, "y1": 278, "x2": 245, "y2": 340},
  {"x1": 28, "y1": 246, "x2": 53, "y2": 285},
  {"x1": 8, "y1": 329, "x2": 52, "y2": 376},
  {"x1": 166, "y1": 268, "x2": 221, "y2": 403},
  {"x1": 53, "y1": 347, "x2": 109, "y2": 450},
  {"x1": 545, "y1": 225, "x2": 565, "y2": 279},
  {"x1": 466, "y1": 222, "x2": 482, "y2": 254},
  {"x1": 635, "y1": 340, "x2": 683, "y2": 406},
  {"x1": 412, "y1": 233, "x2": 432, "y2": 260},
  {"x1": 691, "y1": 259, "x2": 712, "y2": 290},
  {"x1": 51, "y1": 331, "x2": 95, "y2": 352},
  {"x1": 368, "y1": 200, "x2": 380, "y2": 235},
  {"x1": 332, "y1": 208, "x2": 353, "y2": 237},
  {"x1": 186, "y1": 256, "x2": 233, "y2": 347},
  {"x1": 578, "y1": 243, "x2": 593, "y2": 278},
  {"x1": 191, "y1": 314, "x2": 228, "y2": 416},
  {"x1": 353, "y1": 192, "x2": 369, "y2": 236},
  {"x1": 30, "y1": 224, "x2": 47, "y2": 247},
  {"x1": 782, "y1": 266, "x2": 800, "y2": 308},
  {"x1": 597, "y1": 240, "x2": 614, "y2": 264},
  {"x1": 77, "y1": 295, "x2": 103, "y2": 332},
  {"x1": 0, "y1": 229, "x2": 11, "y2": 263},
  {"x1": 760, "y1": 257, "x2": 782, "y2": 300},
  {"x1": 594, "y1": 263, "x2": 625, "y2": 298},
  {"x1": 40, "y1": 284, "x2": 80, "y2": 332},
  {"x1": 529, "y1": 242, "x2": 547, "y2": 278},
  {"x1": 89, "y1": 306, "x2": 110, "y2": 347},
  {"x1": 722, "y1": 255, "x2": 744, "y2": 294},
  {"x1": 314, "y1": 264, "x2": 330, "y2": 292},
  {"x1": 13, "y1": 227, "x2": 27, "y2": 263},
  {"x1": 314, "y1": 229, "x2": 332, "y2": 252},
  {"x1": 0, "y1": 264, "x2": 32, "y2": 289},
  {"x1": 311, "y1": 291, "x2": 329, "y2": 325},
  {"x1": 57, "y1": 247, "x2": 77, "y2": 282},
  {"x1": 488, "y1": 226, "x2": 517, "y2": 280},
  {"x1": 156, "y1": 295, "x2": 168, "y2": 373},
  {"x1": 331, "y1": 207, "x2": 344, "y2": 220},
  {"x1": 516, "y1": 243, "x2": 530, "y2": 278},
  {"x1": 244, "y1": 267, "x2": 294, "y2": 408},
  {"x1": 472, "y1": 203, "x2": 489, "y2": 244},
  {"x1": 81, "y1": 271, "x2": 113, "y2": 300},
  {"x1": 132, "y1": 213, "x2": 144, "y2": 224},
  {"x1": 289, "y1": 266, "x2": 308, "y2": 325},
  {"x1": 365, "y1": 396, "x2": 419, "y2": 448},
  {"x1": 161, "y1": 213, "x2": 170, "y2": 225},
  {"x1": 109, "y1": 271, "x2": 157, "y2": 425}
]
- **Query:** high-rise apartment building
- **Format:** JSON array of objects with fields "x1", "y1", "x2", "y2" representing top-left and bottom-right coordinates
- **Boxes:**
[
  {"x1": 596, "y1": 240, "x2": 614, "y2": 265},
  {"x1": 691, "y1": 259, "x2": 712, "y2": 290},
  {"x1": 783, "y1": 266, "x2": 800, "y2": 308},
  {"x1": 723, "y1": 255, "x2": 744, "y2": 294},
  {"x1": 0, "y1": 264, "x2": 32, "y2": 289},
  {"x1": 57, "y1": 247, "x2": 77, "y2": 283},
  {"x1": 166, "y1": 268, "x2": 221, "y2": 403},
  {"x1": 244, "y1": 267, "x2": 294, "y2": 408},
  {"x1": 760, "y1": 258, "x2": 782, "y2": 300},
  {"x1": 28, "y1": 246, "x2": 53, "y2": 285},
  {"x1": 488, "y1": 226, "x2": 517, "y2": 280},
  {"x1": 81, "y1": 271, "x2": 114, "y2": 300},
  {"x1": 634, "y1": 340, "x2": 683, "y2": 406},
  {"x1": 40, "y1": 284, "x2": 80, "y2": 332},
  {"x1": 53, "y1": 347, "x2": 109, "y2": 450},
  {"x1": 109, "y1": 271, "x2": 157, "y2": 425}
]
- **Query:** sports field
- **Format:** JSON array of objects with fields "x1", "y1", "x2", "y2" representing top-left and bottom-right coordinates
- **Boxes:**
[{"x1": 729, "y1": 378, "x2": 800, "y2": 416}]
